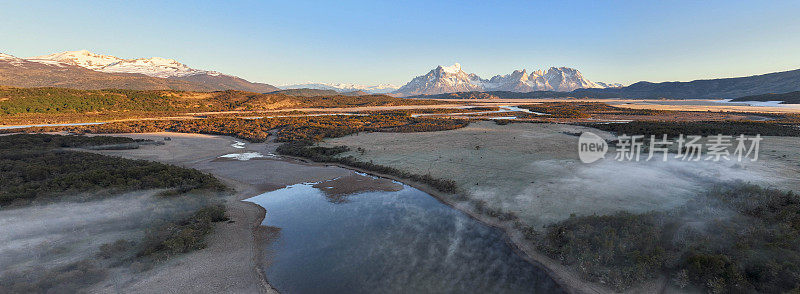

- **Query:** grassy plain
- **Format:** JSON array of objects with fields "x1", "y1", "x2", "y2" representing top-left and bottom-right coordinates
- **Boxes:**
[{"x1": 323, "y1": 121, "x2": 799, "y2": 225}]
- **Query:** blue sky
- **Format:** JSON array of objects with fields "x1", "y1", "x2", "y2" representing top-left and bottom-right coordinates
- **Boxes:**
[{"x1": 2, "y1": 0, "x2": 799, "y2": 86}]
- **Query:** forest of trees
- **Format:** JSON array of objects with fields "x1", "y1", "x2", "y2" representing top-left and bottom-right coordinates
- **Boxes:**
[
  {"x1": 0, "y1": 133, "x2": 147, "y2": 149},
  {"x1": 0, "y1": 134, "x2": 226, "y2": 206}
]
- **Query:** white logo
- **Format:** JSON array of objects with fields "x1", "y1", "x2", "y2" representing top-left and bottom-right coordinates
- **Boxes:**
[{"x1": 578, "y1": 132, "x2": 607, "y2": 163}]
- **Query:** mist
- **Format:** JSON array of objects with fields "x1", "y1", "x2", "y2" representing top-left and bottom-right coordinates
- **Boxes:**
[
  {"x1": 0, "y1": 190, "x2": 213, "y2": 287},
  {"x1": 472, "y1": 155, "x2": 787, "y2": 227}
]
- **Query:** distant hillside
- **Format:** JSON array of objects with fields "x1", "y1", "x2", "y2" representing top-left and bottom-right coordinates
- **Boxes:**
[
  {"x1": 730, "y1": 91, "x2": 800, "y2": 104},
  {"x1": 1, "y1": 51, "x2": 279, "y2": 92},
  {"x1": 269, "y1": 88, "x2": 368, "y2": 97},
  {"x1": 579, "y1": 68, "x2": 800, "y2": 99},
  {"x1": 173, "y1": 74, "x2": 279, "y2": 93}
]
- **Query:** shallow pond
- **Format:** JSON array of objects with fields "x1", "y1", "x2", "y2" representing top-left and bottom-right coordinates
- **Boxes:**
[{"x1": 244, "y1": 180, "x2": 563, "y2": 294}]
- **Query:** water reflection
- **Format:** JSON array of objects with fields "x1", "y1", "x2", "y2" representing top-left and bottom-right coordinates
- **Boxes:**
[
  {"x1": 244, "y1": 181, "x2": 562, "y2": 294},
  {"x1": 311, "y1": 174, "x2": 402, "y2": 204}
]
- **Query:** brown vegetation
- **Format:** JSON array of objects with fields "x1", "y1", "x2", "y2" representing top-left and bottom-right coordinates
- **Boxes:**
[{"x1": 10, "y1": 112, "x2": 470, "y2": 144}]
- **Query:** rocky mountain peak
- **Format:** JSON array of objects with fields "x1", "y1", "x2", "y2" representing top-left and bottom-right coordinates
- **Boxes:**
[{"x1": 394, "y1": 63, "x2": 615, "y2": 96}]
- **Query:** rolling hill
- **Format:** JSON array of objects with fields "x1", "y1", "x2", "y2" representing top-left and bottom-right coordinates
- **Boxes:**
[
  {"x1": 577, "y1": 68, "x2": 800, "y2": 99},
  {"x1": 730, "y1": 91, "x2": 800, "y2": 104}
]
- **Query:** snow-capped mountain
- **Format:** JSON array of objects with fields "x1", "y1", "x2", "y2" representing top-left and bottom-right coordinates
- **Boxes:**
[
  {"x1": 280, "y1": 82, "x2": 399, "y2": 94},
  {"x1": 595, "y1": 81, "x2": 624, "y2": 88},
  {"x1": 28, "y1": 50, "x2": 215, "y2": 78},
  {"x1": 394, "y1": 63, "x2": 484, "y2": 96},
  {"x1": 0, "y1": 52, "x2": 220, "y2": 91},
  {"x1": 394, "y1": 63, "x2": 619, "y2": 96},
  {"x1": 24, "y1": 50, "x2": 278, "y2": 92},
  {"x1": 0, "y1": 53, "x2": 25, "y2": 66}
]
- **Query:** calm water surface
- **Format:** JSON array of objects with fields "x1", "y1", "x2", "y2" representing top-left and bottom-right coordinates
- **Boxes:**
[{"x1": 244, "y1": 181, "x2": 563, "y2": 294}]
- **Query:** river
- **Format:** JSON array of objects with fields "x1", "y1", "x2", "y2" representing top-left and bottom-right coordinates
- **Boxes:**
[{"x1": 244, "y1": 179, "x2": 563, "y2": 294}]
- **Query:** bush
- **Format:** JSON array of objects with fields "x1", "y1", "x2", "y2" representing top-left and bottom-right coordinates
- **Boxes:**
[
  {"x1": 536, "y1": 184, "x2": 800, "y2": 292},
  {"x1": 139, "y1": 205, "x2": 227, "y2": 257}
]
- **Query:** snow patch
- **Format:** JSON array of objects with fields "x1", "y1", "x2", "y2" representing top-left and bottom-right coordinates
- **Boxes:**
[
  {"x1": 231, "y1": 141, "x2": 245, "y2": 149},
  {"x1": 279, "y1": 82, "x2": 400, "y2": 94},
  {"x1": 440, "y1": 63, "x2": 462, "y2": 74}
]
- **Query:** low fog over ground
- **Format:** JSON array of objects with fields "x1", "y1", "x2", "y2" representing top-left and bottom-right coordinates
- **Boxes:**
[
  {"x1": 0, "y1": 190, "x2": 213, "y2": 287},
  {"x1": 323, "y1": 121, "x2": 800, "y2": 228}
]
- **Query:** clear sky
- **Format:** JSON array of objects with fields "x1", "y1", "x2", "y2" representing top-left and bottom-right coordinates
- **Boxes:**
[{"x1": 2, "y1": 0, "x2": 799, "y2": 86}]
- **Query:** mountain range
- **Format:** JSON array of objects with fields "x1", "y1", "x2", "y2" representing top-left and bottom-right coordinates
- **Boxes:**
[
  {"x1": 393, "y1": 63, "x2": 622, "y2": 97},
  {"x1": 269, "y1": 88, "x2": 369, "y2": 97},
  {"x1": 4, "y1": 50, "x2": 800, "y2": 100},
  {"x1": 0, "y1": 50, "x2": 279, "y2": 92},
  {"x1": 397, "y1": 63, "x2": 800, "y2": 100},
  {"x1": 279, "y1": 83, "x2": 399, "y2": 94}
]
